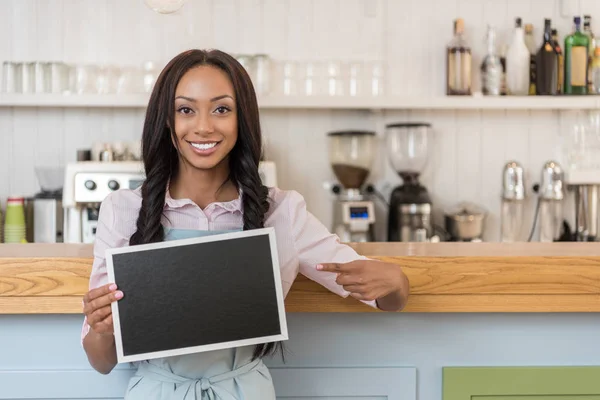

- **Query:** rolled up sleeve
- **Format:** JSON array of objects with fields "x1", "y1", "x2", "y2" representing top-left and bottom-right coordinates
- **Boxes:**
[{"x1": 287, "y1": 190, "x2": 377, "y2": 309}]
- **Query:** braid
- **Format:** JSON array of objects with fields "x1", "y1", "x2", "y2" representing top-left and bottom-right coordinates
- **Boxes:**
[
  {"x1": 239, "y1": 173, "x2": 269, "y2": 230},
  {"x1": 129, "y1": 166, "x2": 169, "y2": 245}
]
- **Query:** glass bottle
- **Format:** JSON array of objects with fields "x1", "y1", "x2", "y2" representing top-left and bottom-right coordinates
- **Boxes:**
[
  {"x1": 481, "y1": 25, "x2": 503, "y2": 96},
  {"x1": 536, "y1": 19, "x2": 559, "y2": 95},
  {"x1": 524, "y1": 23, "x2": 537, "y2": 95},
  {"x1": 506, "y1": 18, "x2": 531, "y2": 95},
  {"x1": 584, "y1": 15, "x2": 596, "y2": 92},
  {"x1": 446, "y1": 18, "x2": 472, "y2": 95},
  {"x1": 552, "y1": 29, "x2": 564, "y2": 94},
  {"x1": 500, "y1": 44, "x2": 508, "y2": 95},
  {"x1": 564, "y1": 16, "x2": 590, "y2": 95},
  {"x1": 591, "y1": 47, "x2": 600, "y2": 94}
]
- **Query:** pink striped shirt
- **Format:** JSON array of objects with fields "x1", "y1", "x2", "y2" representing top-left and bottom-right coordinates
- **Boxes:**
[{"x1": 81, "y1": 186, "x2": 377, "y2": 340}]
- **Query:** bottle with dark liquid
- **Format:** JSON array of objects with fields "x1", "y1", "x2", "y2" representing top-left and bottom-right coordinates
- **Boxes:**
[
  {"x1": 536, "y1": 19, "x2": 559, "y2": 95},
  {"x1": 500, "y1": 44, "x2": 508, "y2": 95},
  {"x1": 584, "y1": 15, "x2": 596, "y2": 92},
  {"x1": 564, "y1": 16, "x2": 590, "y2": 95},
  {"x1": 446, "y1": 18, "x2": 472, "y2": 95},
  {"x1": 552, "y1": 29, "x2": 564, "y2": 94},
  {"x1": 524, "y1": 23, "x2": 537, "y2": 95}
]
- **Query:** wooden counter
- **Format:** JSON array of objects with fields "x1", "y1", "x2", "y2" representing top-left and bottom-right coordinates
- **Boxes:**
[{"x1": 1, "y1": 242, "x2": 600, "y2": 314}]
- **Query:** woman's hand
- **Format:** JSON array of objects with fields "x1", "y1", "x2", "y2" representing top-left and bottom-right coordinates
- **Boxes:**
[
  {"x1": 83, "y1": 283, "x2": 123, "y2": 336},
  {"x1": 317, "y1": 260, "x2": 409, "y2": 311}
]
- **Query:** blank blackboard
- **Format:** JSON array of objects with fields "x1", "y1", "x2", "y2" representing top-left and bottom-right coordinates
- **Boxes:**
[{"x1": 105, "y1": 227, "x2": 288, "y2": 363}]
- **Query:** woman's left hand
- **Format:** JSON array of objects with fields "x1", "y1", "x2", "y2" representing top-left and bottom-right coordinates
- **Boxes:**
[{"x1": 317, "y1": 260, "x2": 408, "y2": 310}]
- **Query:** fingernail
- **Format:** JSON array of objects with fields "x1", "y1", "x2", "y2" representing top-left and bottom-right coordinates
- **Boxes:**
[
  {"x1": 109, "y1": 284, "x2": 117, "y2": 291},
  {"x1": 316, "y1": 264, "x2": 323, "y2": 270},
  {"x1": 114, "y1": 291, "x2": 123, "y2": 299}
]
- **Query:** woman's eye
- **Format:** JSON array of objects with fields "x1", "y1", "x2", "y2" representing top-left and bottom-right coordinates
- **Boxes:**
[
  {"x1": 177, "y1": 107, "x2": 193, "y2": 114},
  {"x1": 214, "y1": 106, "x2": 231, "y2": 115}
]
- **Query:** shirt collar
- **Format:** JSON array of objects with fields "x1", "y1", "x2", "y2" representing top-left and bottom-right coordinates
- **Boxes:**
[{"x1": 162, "y1": 182, "x2": 243, "y2": 213}]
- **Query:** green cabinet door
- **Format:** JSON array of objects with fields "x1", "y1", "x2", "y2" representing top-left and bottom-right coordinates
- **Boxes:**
[{"x1": 444, "y1": 367, "x2": 600, "y2": 400}]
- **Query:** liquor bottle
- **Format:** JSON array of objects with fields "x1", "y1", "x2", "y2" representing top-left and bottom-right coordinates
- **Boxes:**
[
  {"x1": 564, "y1": 16, "x2": 590, "y2": 95},
  {"x1": 500, "y1": 44, "x2": 508, "y2": 95},
  {"x1": 525, "y1": 23, "x2": 537, "y2": 95},
  {"x1": 552, "y1": 29, "x2": 564, "y2": 94},
  {"x1": 481, "y1": 25, "x2": 503, "y2": 96},
  {"x1": 506, "y1": 17, "x2": 531, "y2": 95},
  {"x1": 584, "y1": 15, "x2": 596, "y2": 92},
  {"x1": 446, "y1": 18, "x2": 472, "y2": 95},
  {"x1": 536, "y1": 19, "x2": 559, "y2": 95},
  {"x1": 591, "y1": 47, "x2": 600, "y2": 94}
]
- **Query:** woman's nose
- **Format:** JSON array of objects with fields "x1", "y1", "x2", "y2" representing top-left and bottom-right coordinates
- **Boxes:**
[{"x1": 195, "y1": 113, "x2": 215, "y2": 135}]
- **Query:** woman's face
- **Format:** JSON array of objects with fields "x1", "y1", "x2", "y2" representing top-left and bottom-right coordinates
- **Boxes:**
[{"x1": 173, "y1": 65, "x2": 238, "y2": 172}]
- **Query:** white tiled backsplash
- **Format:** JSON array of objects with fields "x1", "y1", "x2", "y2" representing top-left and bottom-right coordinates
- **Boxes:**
[{"x1": 1, "y1": 0, "x2": 597, "y2": 241}]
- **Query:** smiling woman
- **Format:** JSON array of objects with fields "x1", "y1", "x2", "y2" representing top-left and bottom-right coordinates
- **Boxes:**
[{"x1": 79, "y1": 49, "x2": 409, "y2": 400}]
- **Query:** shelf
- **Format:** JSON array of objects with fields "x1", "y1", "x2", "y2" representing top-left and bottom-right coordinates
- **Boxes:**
[
  {"x1": 1, "y1": 93, "x2": 600, "y2": 110},
  {"x1": 0, "y1": 93, "x2": 149, "y2": 108},
  {"x1": 565, "y1": 169, "x2": 600, "y2": 185}
]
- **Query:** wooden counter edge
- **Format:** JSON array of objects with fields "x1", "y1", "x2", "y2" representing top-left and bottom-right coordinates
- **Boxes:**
[
  {"x1": 2, "y1": 293, "x2": 600, "y2": 314},
  {"x1": 3, "y1": 253, "x2": 600, "y2": 313}
]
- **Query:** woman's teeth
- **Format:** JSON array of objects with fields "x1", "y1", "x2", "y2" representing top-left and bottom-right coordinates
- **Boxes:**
[{"x1": 191, "y1": 142, "x2": 217, "y2": 150}]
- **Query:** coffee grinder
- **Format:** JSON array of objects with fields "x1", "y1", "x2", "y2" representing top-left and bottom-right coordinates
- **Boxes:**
[
  {"x1": 386, "y1": 123, "x2": 434, "y2": 242},
  {"x1": 327, "y1": 130, "x2": 376, "y2": 242}
]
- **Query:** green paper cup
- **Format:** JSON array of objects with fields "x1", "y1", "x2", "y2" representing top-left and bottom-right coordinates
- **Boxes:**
[{"x1": 4, "y1": 197, "x2": 25, "y2": 227}]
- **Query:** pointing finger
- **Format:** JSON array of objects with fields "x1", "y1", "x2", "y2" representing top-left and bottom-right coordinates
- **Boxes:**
[
  {"x1": 317, "y1": 262, "x2": 361, "y2": 273},
  {"x1": 316, "y1": 263, "x2": 341, "y2": 272}
]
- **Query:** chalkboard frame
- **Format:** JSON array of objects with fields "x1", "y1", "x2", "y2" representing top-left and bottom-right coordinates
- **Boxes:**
[{"x1": 105, "y1": 227, "x2": 288, "y2": 363}]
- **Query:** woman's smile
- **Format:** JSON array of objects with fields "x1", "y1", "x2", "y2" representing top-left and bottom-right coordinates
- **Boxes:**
[{"x1": 186, "y1": 140, "x2": 222, "y2": 156}]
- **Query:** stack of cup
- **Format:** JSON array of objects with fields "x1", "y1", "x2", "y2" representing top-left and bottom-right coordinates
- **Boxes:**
[{"x1": 4, "y1": 197, "x2": 26, "y2": 243}]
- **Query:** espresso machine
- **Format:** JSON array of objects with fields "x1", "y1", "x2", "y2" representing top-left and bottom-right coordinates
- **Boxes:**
[
  {"x1": 327, "y1": 130, "x2": 376, "y2": 242},
  {"x1": 386, "y1": 123, "x2": 434, "y2": 242},
  {"x1": 63, "y1": 161, "x2": 145, "y2": 243}
]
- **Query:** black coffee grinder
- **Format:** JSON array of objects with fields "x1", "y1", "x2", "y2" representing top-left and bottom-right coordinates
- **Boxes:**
[{"x1": 386, "y1": 123, "x2": 434, "y2": 242}]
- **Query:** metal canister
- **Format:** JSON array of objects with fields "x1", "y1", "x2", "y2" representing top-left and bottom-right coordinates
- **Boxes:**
[
  {"x1": 539, "y1": 161, "x2": 564, "y2": 242},
  {"x1": 501, "y1": 161, "x2": 525, "y2": 242}
]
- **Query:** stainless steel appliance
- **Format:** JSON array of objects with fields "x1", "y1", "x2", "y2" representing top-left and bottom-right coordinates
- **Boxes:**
[
  {"x1": 386, "y1": 123, "x2": 434, "y2": 242},
  {"x1": 444, "y1": 202, "x2": 487, "y2": 242},
  {"x1": 32, "y1": 167, "x2": 64, "y2": 243},
  {"x1": 33, "y1": 193, "x2": 63, "y2": 243},
  {"x1": 538, "y1": 161, "x2": 565, "y2": 242},
  {"x1": 327, "y1": 130, "x2": 376, "y2": 242},
  {"x1": 500, "y1": 161, "x2": 526, "y2": 242},
  {"x1": 63, "y1": 161, "x2": 145, "y2": 243},
  {"x1": 565, "y1": 168, "x2": 600, "y2": 241}
]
